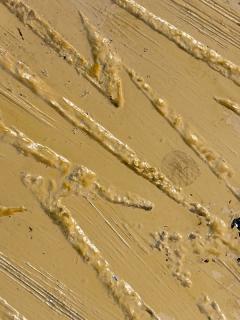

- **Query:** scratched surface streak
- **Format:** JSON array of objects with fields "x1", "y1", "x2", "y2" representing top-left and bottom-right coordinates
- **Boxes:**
[{"x1": 0, "y1": 0, "x2": 240, "y2": 319}]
